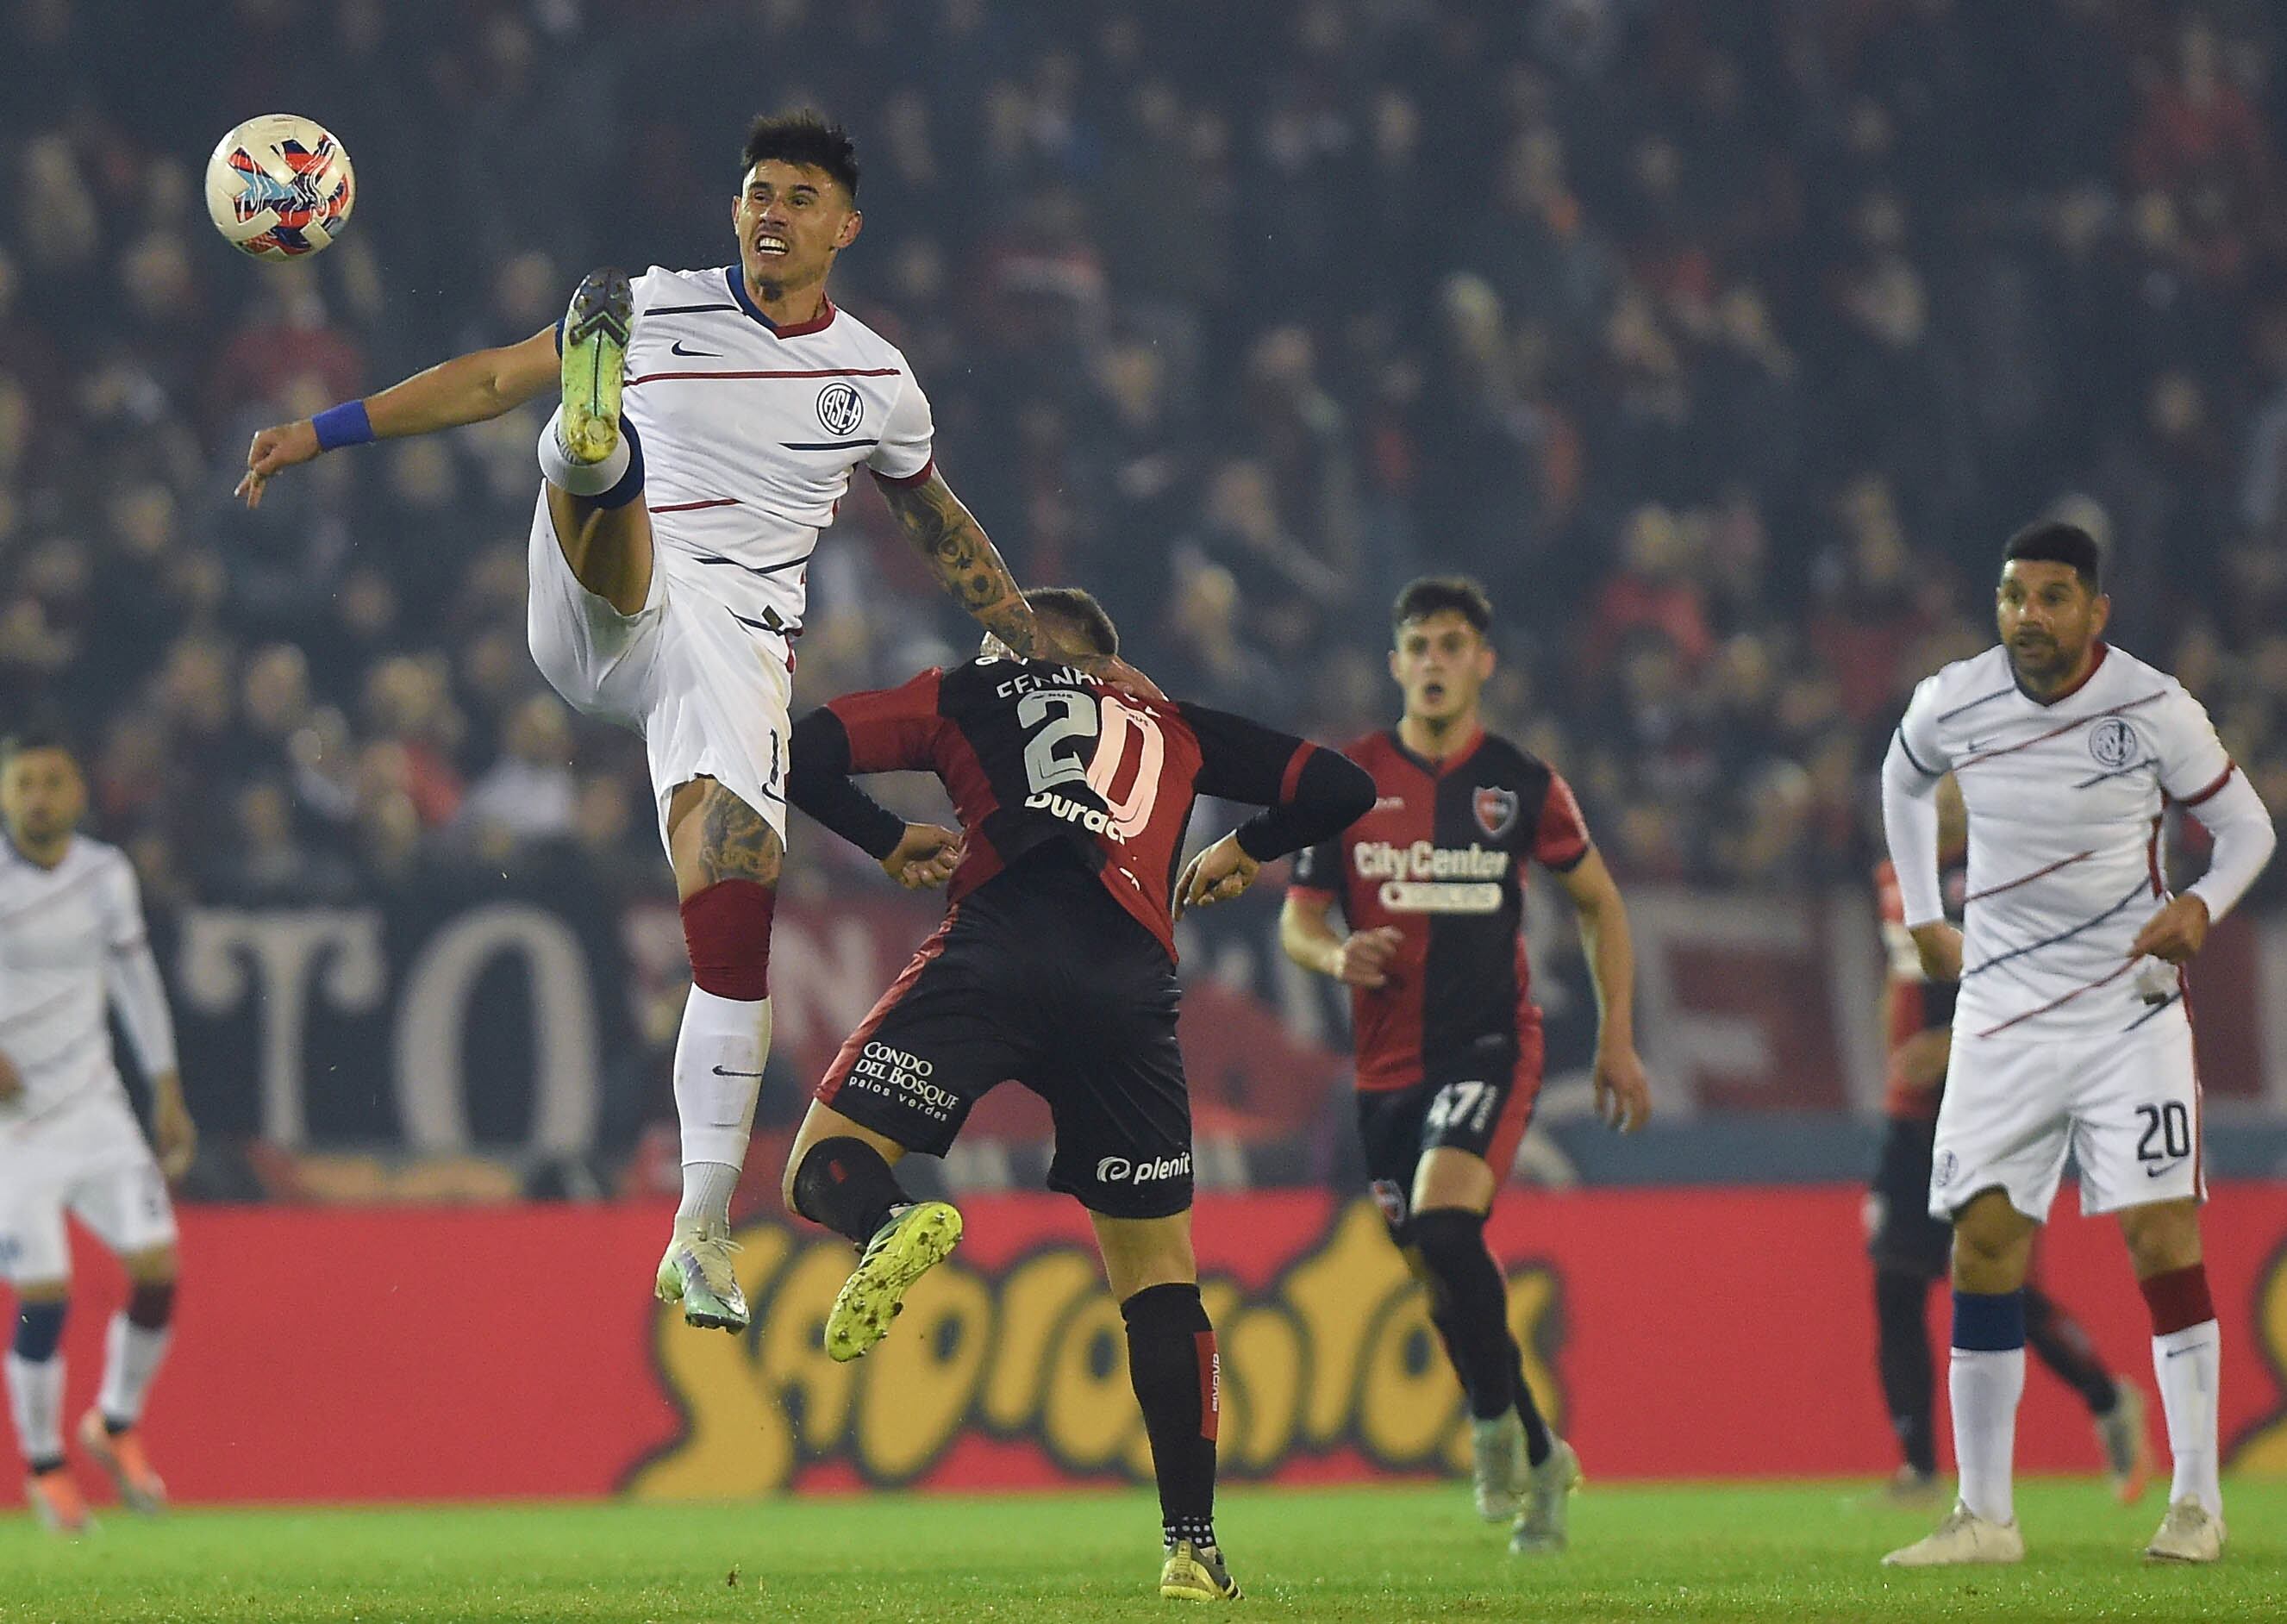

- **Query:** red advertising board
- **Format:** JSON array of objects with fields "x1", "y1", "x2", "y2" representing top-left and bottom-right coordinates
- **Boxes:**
[{"x1": 13, "y1": 1186, "x2": 2287, "y2": 1503}]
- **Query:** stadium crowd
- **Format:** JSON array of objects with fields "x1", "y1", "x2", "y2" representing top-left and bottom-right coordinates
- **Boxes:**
[{"x1": 3, "y1": 0, "x2": 2287, "y2": 910}]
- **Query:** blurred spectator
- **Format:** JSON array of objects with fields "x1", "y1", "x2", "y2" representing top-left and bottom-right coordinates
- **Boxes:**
[
  {"x1": 458, "y1": 693, "x2": 578, "y2": 857},
  {"x1": 2, "y1": 0, "x2": 2282, "y2": 904}
]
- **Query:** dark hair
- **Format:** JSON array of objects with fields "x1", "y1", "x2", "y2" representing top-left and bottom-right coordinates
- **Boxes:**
[
  {"x1": 740, "y1": 111, "x2": 860, "y2": 200},
  {"x1": 1391, "y1": 575, "x2": 1494, "y2": 637},
  {"x1": 2003, "y1": 519, "x2": 2103, "y2": 593},
  {"x1": 0, "y1": 724, "x2": 74, "y2": 766},
  {"x1": 1024, "y1": 586, "x2": 1119, "y2": 657}
]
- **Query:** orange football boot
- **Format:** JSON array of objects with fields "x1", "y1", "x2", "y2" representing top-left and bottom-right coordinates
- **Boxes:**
[
  {"x1": 24, "y1": 1465, "x2": 92, "y2": 1534},
  {"x1": 78, "y1": 1409, "x2": 166, "y2": 1515}
]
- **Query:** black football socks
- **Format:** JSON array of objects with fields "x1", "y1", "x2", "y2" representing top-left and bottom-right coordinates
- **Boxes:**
[
  {"x1": 790, "y1": 1136, "x2": 910, "y2": 1246},
  {"x1": 1122, "y1": 1282, "x2": 1221, "y2": 1551},
  {"x1": 1414, "y1": 1207, "x2": 1552, "y2": 1465}
]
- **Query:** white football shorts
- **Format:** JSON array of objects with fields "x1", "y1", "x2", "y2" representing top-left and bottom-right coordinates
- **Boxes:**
[
  {"x1": 525, "y1": 491, "x2": 793, "y2": 853},
  {"x1": 0, "y1": 1089, "x2": 178, "y2": 1284},
  {"x1": 1928, "y1": 1013, "x2": 2203, "y2": 1221}
]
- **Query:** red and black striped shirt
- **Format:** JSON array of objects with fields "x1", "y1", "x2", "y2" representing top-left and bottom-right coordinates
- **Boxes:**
[
  {"x1": 790, "y1": 658, "x2": 1371, "y2": 961},
  {"x1": 1290, "y1": 728, "x2": 1590, "y2": 1092}
]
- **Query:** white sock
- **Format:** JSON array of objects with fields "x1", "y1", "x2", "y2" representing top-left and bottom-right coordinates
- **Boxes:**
[
  {"x1": 2153, "y1": 1320, "x2": 2222, "y2": 1517},
  {"x1": 1950, "y1": 1346, "x2": 2024, "y2": 1524},
  {"x1": 97, "y1": 1313, "x2": 172, "y2": 1429},
  {"x1": 672, "y1": 985, "x2": 772, "y2": 1228},
  {"x1": 4, "y1": 1352, "x2": 65, "y2": 1465},
  {"x1": 678, "y1": 1162, "x2": 743, "y2": 1231},
  {"x1": 537, "y1": 405, "x2": 630, "y2": 495}
]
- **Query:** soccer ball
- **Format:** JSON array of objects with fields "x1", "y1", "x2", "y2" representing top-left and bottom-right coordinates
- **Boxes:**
[{"x1": 204, "y1": 114, "x2": 355, "y2": 259}]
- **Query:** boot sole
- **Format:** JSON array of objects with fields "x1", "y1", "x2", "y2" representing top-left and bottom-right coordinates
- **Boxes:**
[
  {"x1": 559, "y1": 268, "x2": 630, "y2": 465},
  {"x1": 825, "y1": 1203, "x2": 963, "y2": 1362}
]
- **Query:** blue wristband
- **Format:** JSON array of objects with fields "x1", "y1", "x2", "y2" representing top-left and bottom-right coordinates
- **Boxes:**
[{"x1": 311, "y1": 400, "x2": 374, "y2": 451}]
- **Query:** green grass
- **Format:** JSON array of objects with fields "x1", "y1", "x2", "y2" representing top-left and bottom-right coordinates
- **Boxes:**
[{"x1": 2, "y1": 1479, "x2": 2281, "y2": 1623}]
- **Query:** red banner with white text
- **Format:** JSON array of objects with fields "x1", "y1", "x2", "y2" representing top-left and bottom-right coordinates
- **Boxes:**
[{"x1": 14, "y1": 1186, "x2": 2287, "y2": 1504}]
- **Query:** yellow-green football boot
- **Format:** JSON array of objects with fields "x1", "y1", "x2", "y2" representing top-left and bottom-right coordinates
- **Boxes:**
[
  {"x1": 1159, "y1": 1539, "x2": 1243, "y2": 1601},
  {"x1": 824, "y1": 1201, "x2": 963, "y2": 1361},
  {"x1": 556, "y1": 266, "x2": 630, "y2": 465}
]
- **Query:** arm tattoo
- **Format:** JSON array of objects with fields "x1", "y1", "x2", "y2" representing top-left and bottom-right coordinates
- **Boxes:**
[
  {"x1": 696, "y1": 781, "x2": 784, "y2": 889},
  {"x1": 878, "y1": 472, "x2": 1056, "y2": 660}
]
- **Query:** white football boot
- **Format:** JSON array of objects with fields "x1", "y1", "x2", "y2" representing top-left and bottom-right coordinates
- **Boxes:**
[
  {"x1": 1470, "y1": 1412, "x2": 1529, "y2": 1522},
  {"x1": 1509, "y1": 1436, "x2": 1583, "y2": 1554},
  {"x1": 2144, "y1": 1499, "x2": 2225, "y2": 1563},
  {"x1": 1881, "y1": 1502, "x2": 2025, "y2": 1567}
]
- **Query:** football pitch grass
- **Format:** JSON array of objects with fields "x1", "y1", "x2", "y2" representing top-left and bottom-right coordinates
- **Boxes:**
[{"x1": 3, "y1": 1479, "x2": 2282, "y2": 1623}]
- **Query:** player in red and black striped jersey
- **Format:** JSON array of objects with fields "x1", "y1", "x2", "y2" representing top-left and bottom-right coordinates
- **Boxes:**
[
  {"x1": 1866, "y1": 775, "x2": 2149, "y2": 1504},
  {"x1": 1279, "y1": 577, "x2": 1651, "y2": 1556},
  {"x1": 778, "y1": 587, "x2": 1372, "y2": 1602}
]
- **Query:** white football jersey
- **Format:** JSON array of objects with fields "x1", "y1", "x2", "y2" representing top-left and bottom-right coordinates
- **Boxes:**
[
  {"x1": 614, "y1": 265, "x2": 935, "y2": 644},
  {"x1": 1894, "y1": 642, "x2": 2233, "y2": 1040},
  {"x1": 0, "y1": 836, "x2": 174, "y2": 1124}
]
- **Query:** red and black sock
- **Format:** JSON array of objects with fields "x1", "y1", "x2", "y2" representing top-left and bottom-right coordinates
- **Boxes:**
[
  {"x1": 789, "y1": 1137, "x2": 909, "y2": 1247},
  {"x1": 1122, "y1": 1282, "x2": 1219, "y2": 1550}
]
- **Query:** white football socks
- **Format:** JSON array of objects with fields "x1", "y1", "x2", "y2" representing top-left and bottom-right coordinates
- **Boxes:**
[
  {"x1": 672, "y1": 984, "x2": 772, "y2": 1230},
  {"x1": 97, "y1": 1314, "x2": 172, "y2": 1429},
  {"x1": 537, "y1": 406, "x2": 629, "y2": 497},
  {"x1": 4, "y1": 1351, "x2": 64, "y2": 1465},
  {"x1": 1949, "y1": 1345, "x2": 2024, "y2": 1525},
  {"x1": 2153, "y1": 1320, "x2": 2222, "y2": 1517}
]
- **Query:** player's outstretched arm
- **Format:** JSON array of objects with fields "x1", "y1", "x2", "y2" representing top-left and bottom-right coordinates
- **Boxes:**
[
  {"x1": 1554, "y1": 848, "x2": 1653, "y2": 1132},
  {"x1": 875, "y1": 470, "x2": 1163, "y2": 697},
  {"x1": 874, "y1": 469, "x2": 1054, "y2": 654},
  {"x1": 784, "y1": 684, "x2": 965, "y2": 895},
  {"x1": 236, "y1": 325, "x2": 561, "y2": 508}
]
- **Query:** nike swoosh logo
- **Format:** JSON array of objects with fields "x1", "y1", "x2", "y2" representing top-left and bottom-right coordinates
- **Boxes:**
[
  {"x1": 710, "y1": 1065, "x2": 765, "y2": 1078},
  {"x1": 2146, "y1": 1161, "x2": 2185, "y2": 1178},
  {"x1": 670, "y1": 340, "x2": 722, "y2": 358}
]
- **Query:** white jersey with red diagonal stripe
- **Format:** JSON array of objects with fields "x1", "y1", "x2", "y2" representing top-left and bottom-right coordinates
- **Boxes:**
[
  {"x1": 1892, "y1": 640, "x2": 2233, "y2": 1040},
  {"x1": 620, "y1": 265, "x2": 935, "y2": 644}
]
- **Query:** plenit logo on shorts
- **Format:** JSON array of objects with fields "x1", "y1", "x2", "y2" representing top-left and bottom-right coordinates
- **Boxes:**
[
  {"x1": 1352, "y1": 840, "x2": 1509, "y2": 914},
  {"x1": 1095, "y1": 1152, "x2": 1192, "y2": 1185},
  {"x1": 848, "y1": 1041, "x2": 959, "y2": 1121}
]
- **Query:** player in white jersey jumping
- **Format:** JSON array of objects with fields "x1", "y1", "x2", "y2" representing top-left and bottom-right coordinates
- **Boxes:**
[
  {"x1": 1, "y1": 732, "x2": 195, "y2": 1534},
  {"x1": 234, "y1": 115, "x2": 1145, "y2": 1334},
  {"x1": 1878, "y1": 522, "x2": 2277, "y2": 1567}
]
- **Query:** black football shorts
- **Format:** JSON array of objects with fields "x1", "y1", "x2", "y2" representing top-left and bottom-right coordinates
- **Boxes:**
[
  {"x1": 816, "y1": 851, "x2": 1193, "y2": 1220},
  {"x1": 1867, "y1": 1115, "x2": 1952, "y2": 1278},
  {"x1": 1354, "y1": 1023, "x2": 1544, "y2": 1240}
]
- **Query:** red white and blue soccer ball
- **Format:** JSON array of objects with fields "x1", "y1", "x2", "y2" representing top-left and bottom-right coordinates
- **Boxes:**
[{"x1": 204, "y1": 114, "x2": 355, "y2": 260}]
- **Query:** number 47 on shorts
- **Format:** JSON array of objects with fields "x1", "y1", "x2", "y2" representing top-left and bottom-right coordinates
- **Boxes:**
[{"x1": 1426, "y1": 1079, "x2": 1497, "y2": 1137}]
